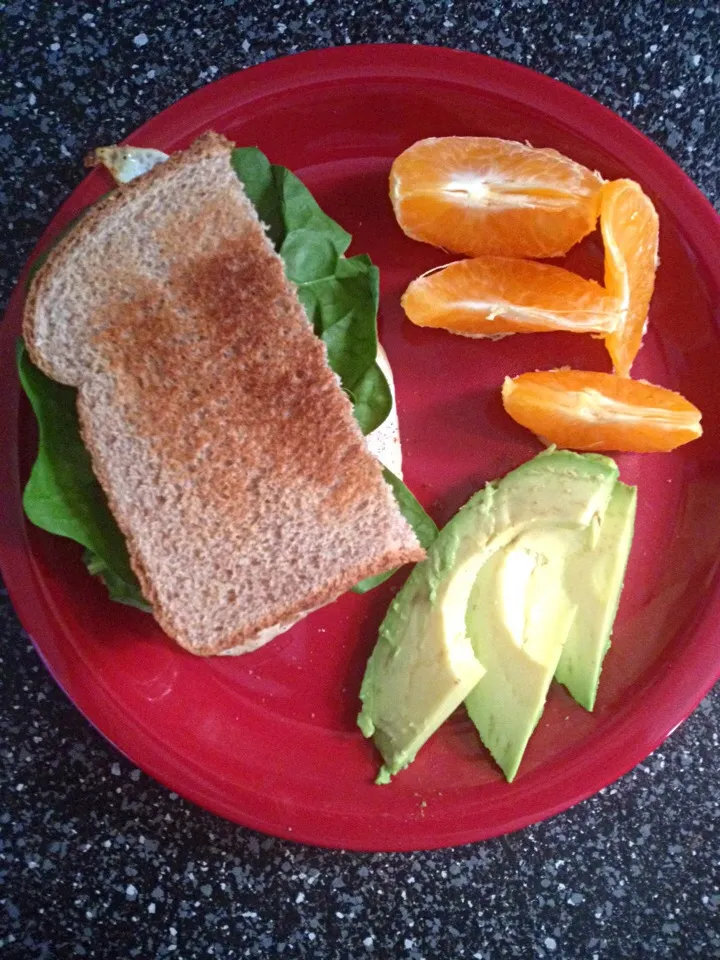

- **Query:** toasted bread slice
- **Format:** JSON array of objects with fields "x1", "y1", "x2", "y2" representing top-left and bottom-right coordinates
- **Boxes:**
[{"x1": 24, "y1": 132, "x2": 425, "y2": 655}]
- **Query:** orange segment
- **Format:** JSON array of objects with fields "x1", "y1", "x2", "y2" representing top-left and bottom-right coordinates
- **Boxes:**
[
  {"x1": 401, "y1": 257, "x2": 622, "y2": 337},
  {"x1": 502, "y1": 369, "x2": 702, "y2": 453},
  {"x1": 601, "y1": 179, "x2": 660, "y2": 377},
  {"x1": 390, "y1": 137, "x2": 603, "y2": 259}
]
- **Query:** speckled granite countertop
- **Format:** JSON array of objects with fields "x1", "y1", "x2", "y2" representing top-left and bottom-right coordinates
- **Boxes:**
[{"x1": 2, "y1": 2, "x2": 719, "y2": 957}]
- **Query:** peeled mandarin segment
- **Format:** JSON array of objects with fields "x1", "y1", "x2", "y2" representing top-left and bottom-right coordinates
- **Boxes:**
[
  {"x1": 401, "y1": 256, "x2": 623, "y2": 336},
  {"x1": 600, "y1": 179, "x2": 660, "y2": 377},
  {"x1": 502, "y1": 369, "x2": 702, "y2": 453},
  {"x1": 390, "y1": 137, "x2": 603, "y2": 259}
]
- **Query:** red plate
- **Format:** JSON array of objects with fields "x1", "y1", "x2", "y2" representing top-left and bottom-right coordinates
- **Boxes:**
[{"x1": 2, "y1": 45, "x2": 720, "y2": 851}]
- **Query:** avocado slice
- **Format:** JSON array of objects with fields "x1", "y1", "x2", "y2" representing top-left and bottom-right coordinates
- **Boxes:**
[
  {"x1": 357, "y1": 449, "x2": 617, "y2": 783},
  {"x1": 463, "y1": 451, "x2": 619, "y2": 782},
  {"x1": 555, "y1": 481, "x2": 637, "y2": 712},
  {"x1": 357, "y1": 565, "x2": 486, "y2": 784},
  {"x1": 464, "y1": 525, "x2": 588, "y2": 782}
]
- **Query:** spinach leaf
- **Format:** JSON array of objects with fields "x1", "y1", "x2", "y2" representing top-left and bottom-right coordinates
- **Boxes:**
[
  {"x1": 348, "y1": 363, "x2": 393, "y2": 438},
  {"x1": 83, "y1": 550, "x2": 151, "y2": 612},
  {"x1": 17, "y1": 341, "x2": 149, "y2": 610},
  {"x1": 231, "y1": 147, "x2": 351, "y2": 259},
  {"x1": 353, "y1": 468, "x2": 439, "y2": 594}
]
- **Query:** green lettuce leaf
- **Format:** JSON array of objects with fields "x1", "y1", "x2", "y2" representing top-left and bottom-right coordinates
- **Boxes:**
[
  {"x1": 19, "y1": 147, "x2": 436, "y2": 608},
  {"x1": 82, "y1": 550, "x2": 151, "y2": 611},
  {"x1": 17, "y1": 341, "x2": 149, "y2": 610},
  {"x1": 353, "y1": 469, "x2": 439, "y2": 594}
]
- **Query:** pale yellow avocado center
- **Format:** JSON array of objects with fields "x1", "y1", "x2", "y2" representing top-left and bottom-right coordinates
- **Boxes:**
[{"x1": 493, "y1": 526, "x2": 579, "y2": 661}]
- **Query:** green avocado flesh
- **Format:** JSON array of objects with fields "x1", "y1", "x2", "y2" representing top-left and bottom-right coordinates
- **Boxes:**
[
  {"x1": 356, "y1": 540, "x2": 487, "y2": 784},
  {"x1": 357, "y1": 448, "x2": 621, "y2": 783},
  {"x1": 554, "y1": 481, "x2": 637, "y2": 712},
  {"x1": 465, "y1": 527, "x2": 580, "y2": 783},
  {"x1": 463, "y1": 452, "x2": 619, "y2": 782}
]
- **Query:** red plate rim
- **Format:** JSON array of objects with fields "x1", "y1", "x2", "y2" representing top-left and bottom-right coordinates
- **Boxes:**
[{"x1": 2, "y1": 45, "x2": 720, "y2": 851}]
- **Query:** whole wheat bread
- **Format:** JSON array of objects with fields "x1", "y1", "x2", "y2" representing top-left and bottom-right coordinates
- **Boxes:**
[{"x1": 24, "y1": 132, "x2": 425, "y2": 655}]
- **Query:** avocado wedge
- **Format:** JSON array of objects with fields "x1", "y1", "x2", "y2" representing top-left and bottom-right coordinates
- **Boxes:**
[
  {"x1": 357, "y1": 533, "x2": 487, "y2": 784},
  {"x1": 555, "y1": 481, "x2": 637, "y2": 711}
]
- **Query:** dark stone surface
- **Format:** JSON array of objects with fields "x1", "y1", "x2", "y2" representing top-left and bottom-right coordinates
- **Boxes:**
[{"x1": 1, "y1": 1, "x2": 719, "y2": 957}]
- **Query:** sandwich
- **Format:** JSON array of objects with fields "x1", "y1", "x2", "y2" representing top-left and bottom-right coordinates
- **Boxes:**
[{"x1": 21, "y1": 132, "x2": 428, "y2": 656}]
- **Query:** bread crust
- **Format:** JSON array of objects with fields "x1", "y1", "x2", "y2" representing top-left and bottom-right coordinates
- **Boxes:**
[
  {"x1": 24, "y1": 133, "x2": 236, "y2": 380},
  {"x1": 23, "y1": 132, "x2": 425, "y2": 655}
]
